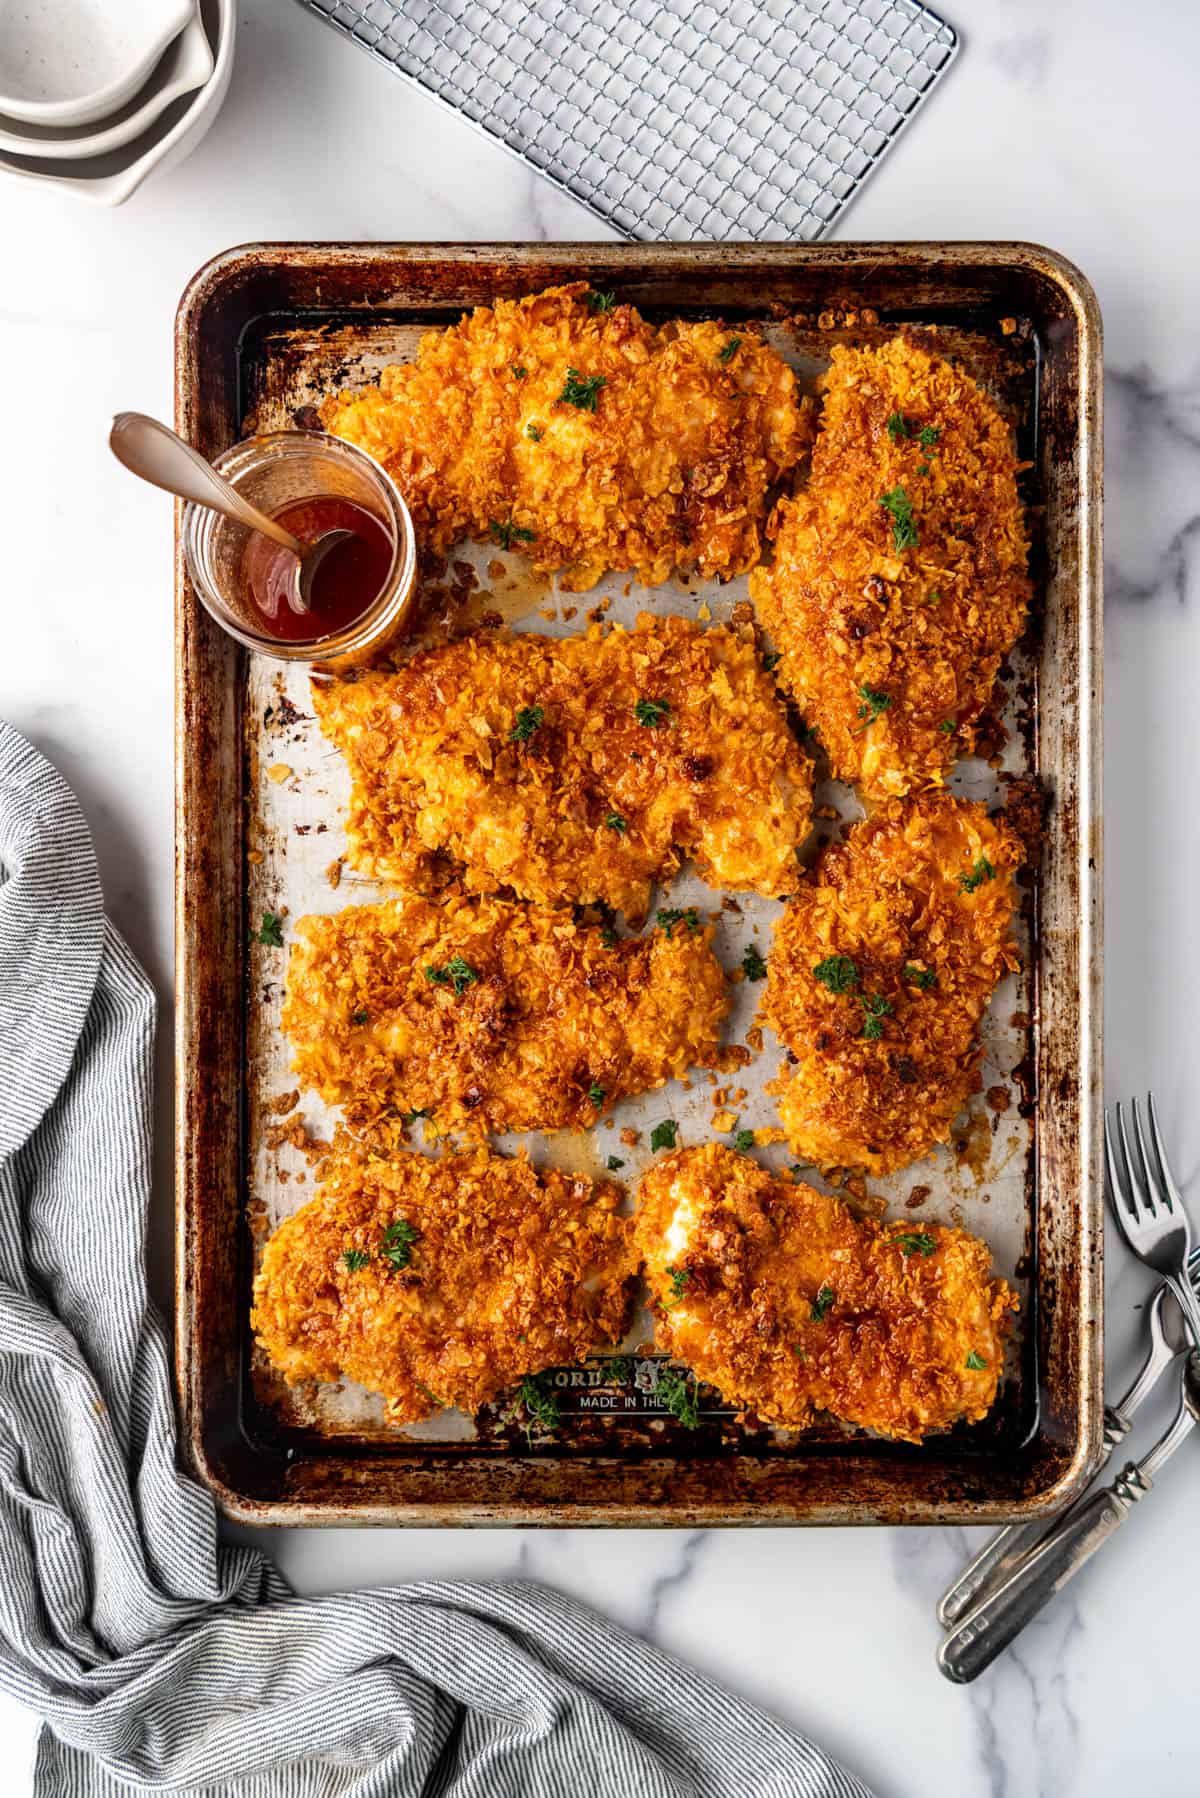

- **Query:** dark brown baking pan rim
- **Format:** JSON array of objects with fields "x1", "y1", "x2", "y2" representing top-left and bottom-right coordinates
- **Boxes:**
[{"x1": 175, "y1": 242, "x2": 1102, "y2": 1527}]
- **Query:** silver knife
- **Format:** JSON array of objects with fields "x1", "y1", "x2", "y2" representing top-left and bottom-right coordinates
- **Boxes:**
[
  {"x1": 938, "y1": 1349, "x2": 1200, "y2": 1683},
  {"x1": 937, "y1": 1250, "x2": 1200, "y2": 1631}
]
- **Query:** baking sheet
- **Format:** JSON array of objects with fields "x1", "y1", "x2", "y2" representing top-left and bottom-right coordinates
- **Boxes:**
[{"x1": 243, "y1": 316, "x2": 1037, "y2": 1449}]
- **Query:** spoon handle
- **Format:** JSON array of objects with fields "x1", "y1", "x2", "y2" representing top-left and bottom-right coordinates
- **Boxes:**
[{"x1": 109, "y1": 413, "x2": 303, "y2": 556}]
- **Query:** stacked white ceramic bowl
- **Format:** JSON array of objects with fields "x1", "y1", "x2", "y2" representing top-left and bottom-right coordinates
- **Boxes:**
[{"x1": 0, "y1": 0, "x2": 235, "y2": 204}]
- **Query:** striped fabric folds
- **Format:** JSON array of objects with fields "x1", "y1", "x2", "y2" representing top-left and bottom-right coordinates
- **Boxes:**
[{"x1": 0, "y1": 721, "x2": 874, "y2": 1798}]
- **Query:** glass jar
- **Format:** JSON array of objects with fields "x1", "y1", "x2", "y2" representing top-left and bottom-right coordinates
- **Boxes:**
[{"x1": 181, "y1": 431, "x2": 416, "y2": 669}]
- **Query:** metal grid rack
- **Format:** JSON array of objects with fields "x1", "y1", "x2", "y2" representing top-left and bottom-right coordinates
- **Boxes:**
[{"x1": 294, "y1": 0, "x2": 957, "y2": 242}]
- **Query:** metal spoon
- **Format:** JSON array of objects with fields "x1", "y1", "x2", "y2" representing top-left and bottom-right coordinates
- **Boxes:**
[{"x1": 109, "y1": 412, "x2": 351, "y2": 617}]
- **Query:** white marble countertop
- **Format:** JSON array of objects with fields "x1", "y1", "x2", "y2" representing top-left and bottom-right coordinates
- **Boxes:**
[{"x1": 3, "y1": 0, "x2": 1199, "y2": 1790}]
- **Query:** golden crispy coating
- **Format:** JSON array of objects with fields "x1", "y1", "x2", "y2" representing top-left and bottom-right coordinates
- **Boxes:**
[
  {"x1": 750, "y1": 335, "x2": 1031, "y2": 799},
  {"x1": 638, "y1": 1143, "x2": 1015, "y2": 1442},
  {"x1": 321, "y1": 283, "x2": 809, "y2": 591},
  {"x1": 252, "y1": 1140, "x2": 636, "y2": 1424},
  {"x1": 283, "y1": 893, "x2": 730, "y2": 1135},
  {"x1": 313, "y1": 615, "x2": 813, "y2": 915},
  {"x1": 761, "y1": 793, "x2": 1023, "y2": 1175}
]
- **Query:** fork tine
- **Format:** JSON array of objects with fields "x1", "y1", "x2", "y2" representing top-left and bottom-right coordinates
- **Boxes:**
[
  {"x1": 1104, "y1": 1109, "x2": 1137, "y2": 1248},
  {"x1": 1118, "y1": 1100, "x2": 1155, "y2": 1222},
  {"x1": 1132, "y1": 1096, "x2": 1172, "y2": 1221},
  {"x1": 1145, "y1": 1091, "x2": 1187, "y2": 1212}
]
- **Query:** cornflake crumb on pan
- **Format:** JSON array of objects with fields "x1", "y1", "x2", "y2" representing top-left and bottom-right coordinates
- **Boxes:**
[
  {"x1": 252, "y1": 1136, "x2": 636, "y2": 1425},
  {"x1": 750, "y1": 334, "x2": 1031, "y2": 800},
  {"x1": 321, "y1": 282, "x2": 812, "y2": 592},
  {"x1": 760, "y1": 793, "x2": 1023, "y2": 1176},
  {"x1": 283, "y1": 893, "x2": 732, "y2": 1135},
  {"x1": 311, "y1": 613, "x2": 814, "y2": 915},
  {"x1": 637, "y1": 1142, "x2": 1016, "y2": 1443}
]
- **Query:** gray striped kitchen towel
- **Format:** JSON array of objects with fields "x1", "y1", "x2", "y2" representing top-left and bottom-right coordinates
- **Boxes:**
[{"x1": 0, "y1": 720, "x2": 874, "y2": 1798}]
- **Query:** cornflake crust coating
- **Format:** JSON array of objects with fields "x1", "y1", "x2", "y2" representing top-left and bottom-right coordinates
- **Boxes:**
[
  {"x1": 761, "y1": 792, "x2": 1023, "y2": 1177},
  {"x1": 312, "y1": 615, "x2": 813, "y2": 915},
  {"x1": 251, "y1": 1140, "x2": 636, "y2": 1425},
  {"x1": 321, "y1": 282, "x2": 811, "y2": 592},
  {"x1": 283, "y1": 893, "x2": 731, "y2": 1136},
  {"x1": 638, "y1": 1142, "x2": 1016, "y2": 1443},
  {"x1": 749, "y1": 334, "x2": 1031, "y2": 799}
]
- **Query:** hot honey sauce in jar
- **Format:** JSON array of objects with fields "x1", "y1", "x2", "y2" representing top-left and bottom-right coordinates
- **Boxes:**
[
  {"x1": 181, "y1": 432, "x2": 416, "y2": 668},
  {"x1": 243, "y1": 496, "x2": 395, "y2": 642}
]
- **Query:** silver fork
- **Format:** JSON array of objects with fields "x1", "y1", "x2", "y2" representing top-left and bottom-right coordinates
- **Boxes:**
[{"x1": 1106, "y1": 1093, "x2": 1200, "y2": 1348}]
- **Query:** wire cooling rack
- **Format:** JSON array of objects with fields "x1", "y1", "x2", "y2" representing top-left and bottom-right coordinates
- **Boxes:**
[{"x1": 294, "y1": 0, "x2": 957, "y2": 241}]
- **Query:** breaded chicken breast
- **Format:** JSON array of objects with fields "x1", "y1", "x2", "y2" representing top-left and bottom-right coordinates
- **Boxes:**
[
  {"x1": 313, "y1": 615, "x2": 813, "y2": 915},
  {"x1": 761, "y1": 793, "x2": 1023, "y2": 1175},
  {"x1": 321, "y1": 283, "x2": 809, "y2": 591},
  {"x1": 750, "y1": 335, "x2": 1031, "y2": 799},
  {"x1": 252, "y1": 1139, "x2": 636, "y2": 1424},
  {"x1": 283, "y1": 893, "x2": 731, "y2": 1136},
  {"x1": 638, "y1": 1143, "x2": 1015, "y2": 1442}
]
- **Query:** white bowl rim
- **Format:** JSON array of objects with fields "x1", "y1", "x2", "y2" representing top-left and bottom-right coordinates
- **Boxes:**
[
  {"x1": 0, "y1": 0, "x2": 232, "y2": 205},
  {"x1": 0, "y1": 0, "x2": 194, "y2": 126},
  {"x1": 0, "y1": 11, "x2": 212, "y2": 160}
]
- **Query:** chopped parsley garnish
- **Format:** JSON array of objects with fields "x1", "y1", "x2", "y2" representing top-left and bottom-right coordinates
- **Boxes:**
[
  {"x1": 511, "y1": 365, "x2": 527, "y2": 379},
  {"x1": 509, "y1": 703, "x2": 545, "y2": 742},
  {"x1": 559, "y1": 368, "x2": 606, "y2": 411},
  {"x1": 965, "y1": 1349, "x2": 987, "y2": 1370},
  {"x1": 938, "y1": 719, "x2": 957, "y2": 734},
  {"x1": 402, "y1": 1107, "x2": 431, "y2": 1126},
  {"x1": 650, "y1": 1118, "x2": 679, "y2": 1152},
  {"x1": 490, "y1": 516, "x2": 536, "y2": 550},
  {"x1": 251, "y1": 910, "x2": 284, "y2": 947},
  {"x1": 666, "y1": 1265, "x2": 691, "y2": 1302},
  {"x1": 606, "y1": 1355, "x2": 633, "y2": 1382},
  {"x1": 657, "y1": 907, "x2": 700, "y2": 937},
  {"x1": 587, "y1": 289, "x2": 616, "y2": 313},
  {"x1": 762, "y1": 650, "x2": 782, "y2": 672},
  {"x1": 424, "y1": 955, "x2": 479, "y2": 996},
  {"x1": 916, "y1": 461, "x2": 931, "y2": 477},
  {"x1": 381, "y1": 1217, "x2": 420, "y2": 1270},
  {"x1": 732, "y1": 1128, "x2": 756, "y2": 1154},
  {"x1": 342, "y1": 1249, "x2": 371, "y2": 1272},
  {"x1": 879, "y1": 485, "x2": 919, "y2": 551},
  {"x1": 919, "y1": 425, "x2": 941, "y2": 447},
  {"x1": 605, "y1": 813, "x2": 627, "y2": 833},
  {"x1": 635, "y1": 697, "x2": 671, "y2": 727},
  {"x1": 886, "y1": 412, "x2": 912, "y2": 442},
  {"x1": 351, "y1": 1009, "x2": 370, "y2": 1025},
  {"x1": 855, "y1": 683, "x2": 892, "y2": 731},
  {"x1": 600, "y1": 925, "x2": 618, "y2": 948},
  {"x1": 810, "y1": 1285, "x2": 835, "y2": 1322},
  {"x1": 960, "y1": 857, "x2": 996, "y2": 893},
  {"x1": 859, "y1": 993, "x2": 894, "y2": 1040},
  {"x1": 813, "y1": 954, "x2": 859, "y2": 994},
  {"x1": 517, "y1": 1374, "x2": 561, "y2": 1440},
  {"x1": 606, "y1": 1155, "x2": 625, "y2": 1171},
  {"x1": 526, "y1": 423, "x2": 542, "y2": 441},
  {"x1": 741, "y1": 943, "x2": 768, "y2": 981},
  {"x1": 656, "y1": 1366, "x2": 700, "y2": 1429},
  {"x1": 893, "y1": 1230, "x2": 937, "y2": 1258},
  {"x1": 903, "y1": 963, "x2": 937, "y2": 990},
  {"x1": 587, "y1": 1083, "x2": 606, "y2": 1107},
  {"x1": 717, "y1": 337, "x2": 742, "y2": 365}
]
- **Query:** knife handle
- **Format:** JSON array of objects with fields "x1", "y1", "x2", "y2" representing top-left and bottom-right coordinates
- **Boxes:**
[
  {"x1": 939, "y1": 1367, "x2": 1197, "y2": 1684},
  {"x1": 937, "y1": 1471, "x2": 1145, "y2": 1683},
  {"x1": 936, "y1": 1403, "x2": 1129, "y2": 1628}
]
